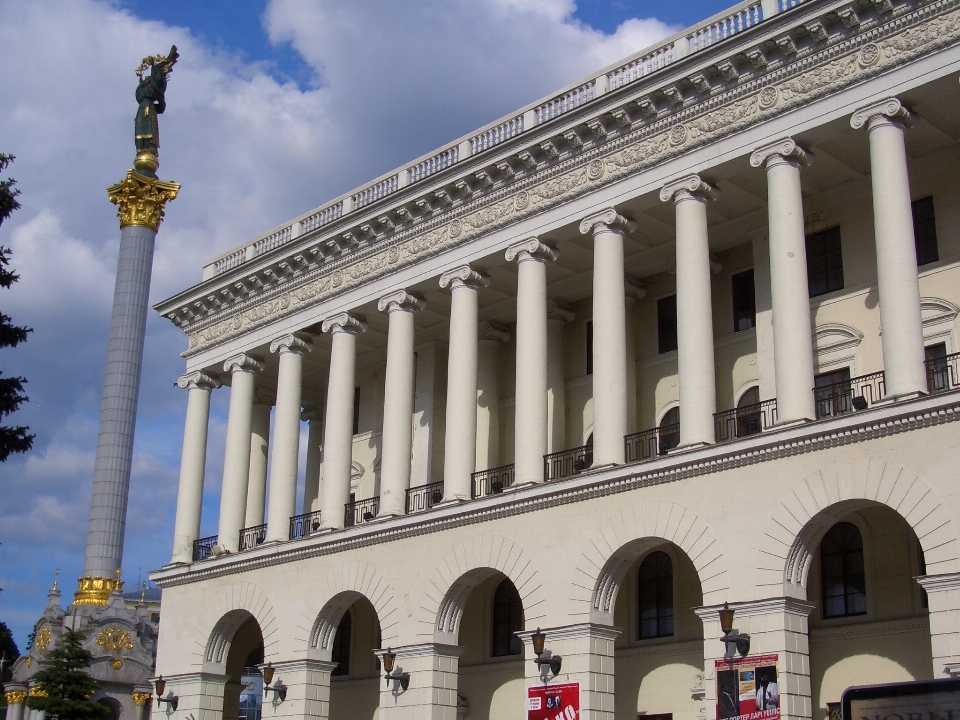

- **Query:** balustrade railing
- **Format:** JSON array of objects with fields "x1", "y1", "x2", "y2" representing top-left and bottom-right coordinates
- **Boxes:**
[
  {"x1": 353, "y1": 175, "x2": 399, "y2": 210},
  {"x1": 471, "y1": 464, "x2": 515, "y2": 499},
  {"x1": 624, "y1": 423, "x2": 680, "y2": 464},
  {"x1": 253, "y1": 225, "x2": 293, "y2": 257},
  {"x1": 405, "y1": 481, "x2": 444, "y2": 514},
  {"x1": 814, "y1": 371, "x2": 885, "y2": 419},
  {"x1": 344, "y1": 496, "x2": 380, "y2": 527},
  {"x1": 300, "y1": 202, "x2": 343, "y2": 234},
  {"x1": 779, "y1": 0, "x2": 807, "y2": 10},
  {"x1": 534, "y1": 81, "x2": 596, "y2": 124},
  {"x1": 543, "y1": 444, "x2": 593, "y2": 482},
  {"x1": 239, "y1": 523, "x2": 267, "y2": 551},
  {"x1": 214, "y1": 247, "x2": 247, "y2": 276},
  {"x1": 469, "y1": 116, "x2": 524, "y2": 155},
  {"x1": 687, "y1": 1, "x2": 763, "y2": 53},
  {"x1": 714, "y1": 399, "x2": 778, "y2": 443},
  {"x1": 289, "y1": 510, "x2": 323, "y2": 540},
  {"x1": 926, "y1": 352, "x2": 960, "y2": 394},
  {"x1": 193, "y1": 534, "x2": 217, "y2": 561},
  {"x1": 607, "y1": 45, "x2": 674, "y2": 91},
  {"x1": 408, "y1": 147, "x2": 459, "y2": 184}
]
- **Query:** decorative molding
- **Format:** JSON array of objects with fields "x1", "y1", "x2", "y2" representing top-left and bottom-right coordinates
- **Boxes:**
[
  {"x1": 504, "y1": 237, "x2": 558, "y2": 263},
  {"x1": 917, "y1": 571, "x2": 960, "y2": 592},
  {"x1": 321, "y1": 312, "x2": 367, "y2": 336},
  {"x1": 814, "y1": 322, "x2": 864, "y2": 356},
  {"x1": 439, "y1": 265, "x2": 490, "y2": 291},
  {"x1": 749, "y1": 137, "x2": 813, "y2": 169},
  {"x1": 177, "y1": 371, "x2": 221, "y2": 391},
  {"x1": 377, "y1": 289, "x2": 426, "y2": 313},
  {"x1": 660, "y1": 174, "x2": 719, "y2": 204},
  {"x1": 270, "y1": 332, "x2": 314, "y2": 355},
  {"x1": 107, "y1": 170, "x2": 179, "y2": 232},
  {"x1": 695, "y1": 597, "x2": 816, "y2": 621},
  {"x1": 810, "y1": 615, "x2": 928, "y2": 641}
]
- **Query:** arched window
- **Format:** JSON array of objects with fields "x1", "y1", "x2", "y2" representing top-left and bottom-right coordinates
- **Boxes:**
[
  {"x1": 638, "y1": 551, "x2": 674, "y2": 639},
  {"x1": 659, "y1": 408, "x2": 680, "y2": 454},
  {"x1": 820, "y1": 522, "x2": 867, "y2": 618},
  {"x1": 331, "y1": 609, "x2": 352, "y2": 676},
  {"x1": 735, "y1": 386, "x2": 761, "y2": 437},
  {"x1": 492, "y1": 579, "x2": 523, "y2": 657}
]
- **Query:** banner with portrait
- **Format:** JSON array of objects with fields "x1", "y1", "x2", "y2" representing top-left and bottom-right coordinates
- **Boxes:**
[
  {"x1": 715, "y1": 654, "x2": 780, "y2": 720},
  {"x1": 527, "y1": 681, "x2": 580, "y2": 720}
]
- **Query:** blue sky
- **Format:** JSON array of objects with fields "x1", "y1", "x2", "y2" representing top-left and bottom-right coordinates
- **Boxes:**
[{"x1": 0, "y1": 0, "x2": 732, "y2": 649}]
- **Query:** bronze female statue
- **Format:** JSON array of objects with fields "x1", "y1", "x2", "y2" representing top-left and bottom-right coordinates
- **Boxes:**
[{"x1": 133, "y1": 45, "x2": 178, "y2": 176}]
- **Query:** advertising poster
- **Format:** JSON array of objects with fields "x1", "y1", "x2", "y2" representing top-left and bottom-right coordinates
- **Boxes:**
[
  {"x1": 715, "y1": 654, "x2": 780, "y2": 720},
  {"x1": 527, "y1": 682, "x2": 580, "y2": 720}
]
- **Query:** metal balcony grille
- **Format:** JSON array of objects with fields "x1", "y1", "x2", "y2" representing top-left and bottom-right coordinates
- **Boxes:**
[
  {"x1": 471, "y1": 464, "x2": 515, "y2": 499},
  {"x1": 814, "y1": 371, "x2": 885, "y2": 419},
  {"x1": 624, "y1": 423, "x2": 680, "y2": 464},
  {"x1": 714, "y1": 399, "x2": 778, "y2": 442},
  {"x1": 405, "y1": 481, "x2": 443, "y2": 514},
  {"x1": 926, "y1": 352, "x2": 960, "y2": 394},
  {"x1": 344, "y1": 496, "x2": 380, "y2": 527},
  {"x1": 289, "y1": 510, "x2": 322, "y2": 540},
  {"x1": 193, "y1": 534, "x2": 217, "y2": 561},
  {"x1": 239, "y1": 523, "x2": 267, "y2": 551},
  {"x1": 543, "y1": 444, "x2": 593, "y2": 481}
]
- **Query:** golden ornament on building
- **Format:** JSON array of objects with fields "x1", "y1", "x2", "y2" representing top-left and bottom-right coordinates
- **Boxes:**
[
  {"x1": 96, "y1": 626, "x2": 134, "y2": 652},
  {"x1": 107, "y1": 170, "x2": 180, "y2": 232},
  {"x1": 110, "y1": 658, "x2": 124, "y2": 670},
  {"x1": 25, "y1": 657, "x2": 32, "y2": 668},
  {"x1": 35, "y1": 625, "x2": 52, "y2": 650},
  {"x1": 132, "y1": 692, "x2": 153, "y2": 706},
  {"x1": 74, "y1": 576, "x2": 124, "y2": 606},
  {"x1": 28, "y1": 686, "x2": 48, "y2": 698},
  {"x1": 5, "y1": 691, "x2": 28, "y2": 704}
]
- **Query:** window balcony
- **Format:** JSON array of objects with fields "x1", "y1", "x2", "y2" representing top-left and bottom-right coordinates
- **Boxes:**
[
  {"x1": 405, "y1": 481, "x2": 443, "y2": 515},
  {"x1": 543, "y1": 444, "x2": 593, "y2": 482},
  {"x1": 344, "y1": 496, "x2": 380, "y2": 527},
  {"x1": 471, "y1": 464, "x2": 515, "y2": 499},
  {"x1": 193, "y1": 534, "x2": 218, "y2": 561},
  {"x1": 814, "y1": 371, "x2": 885, "y2": 419},
  {"x1": 239, "y1": 523, "x2": 267, "y2": 551},
  {"x1": 289, "y1": 510, "x2": 322, "y2": 540},
  {"x1": 714, "y1": 399, "x2": 778, "y2": 443},
  {"x1": 926, "y1": 351, "x2": 960, "y2": 394},
  {"x1": 623, "y1": 422, "x2": 680, "y2": 464}
]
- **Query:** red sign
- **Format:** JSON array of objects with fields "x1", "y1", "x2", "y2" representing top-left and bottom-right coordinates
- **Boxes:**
[
  {"x1": 715, "y1": 654, "x2": 780, "y2": 720},
  {"x1": 527, "y1": 682, "x2": 581, "y2": 720}
]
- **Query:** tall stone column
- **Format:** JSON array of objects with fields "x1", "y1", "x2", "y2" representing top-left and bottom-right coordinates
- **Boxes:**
[
  {"x1": 918, "y1": 573, "x2": 960, "y2": 677},
  {"x1": 546, "y1": 301, "x2": 574, "y2": 453},
  {"x1": 265, "y1": 333, "x2": 313, "y2": 542},
  {"x1": 378, "y1": 290, "x2": 425, "y2": 517},
  {"x1": 440, "y1": 265, "x2": 490, "y2": 501},
  {"x1": 477, "y1": 322, "x2": 509, "y2": 470},
  {"x1": 82, "y1": 172, "x2": 178, "y2": 583},
  {"x1": 661, "y1": 176, "x2": 719, "y2": 448},
  {"x1": 579, "y1": 209, "x2": 635, "y2": 467},
  {"x1": 5, "y1": 685, "x2": 28, "y2": 720},
  {"x1": 218, "y1": 354, "x2": 264, "y2": 553},
  {"x1": 301, "y1": 406, "x2": 324, "y2": 514},
  {"x1": 624, "y1": 286, "x2": 644, "y2": 435},
  {"x1": 507, "y1": 238, "x2": 557, "y2": 485},
  {"x1": 851, "y1": 98, "x2": 927, "y2": 398},
  {"x1": 245, "y1": 396, "x2": 272, "y2": 529},
  {"x1": 169, "y1": 371, "x2": 220, "y2": 565},
  {"x1": 376, "y1": 644, "x2": 463, "y2": 720},
  {"x1": 319, "y1": 313, "x2": 367, "y2": 530},
  {"x1": 752, "y1": 231, "x2": 777, "y2": 402},
  {"x1": 751, "y1": 138, "x2": 816, "y2": 423}
]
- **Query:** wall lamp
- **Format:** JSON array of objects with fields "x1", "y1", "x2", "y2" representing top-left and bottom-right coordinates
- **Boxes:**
[
  {"x1": 261, "y1": 663, "x2": 287, "y2": 702},
  {"x1": 719, "y1": 603, "x2": 750, "y2": 659},
  {"x1": 154, "y1": 677, "x2": 179, "y2": 711},
  {"x1": 531, "y1": 628, "x2": 562, "y2": 677},
  {"x1": 380, "y1": 648, "x2": 410, "y2": 691}
]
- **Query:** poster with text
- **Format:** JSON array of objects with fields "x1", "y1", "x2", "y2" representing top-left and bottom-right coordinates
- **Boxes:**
[
  {"x1": 527, "y1": 682, "x2": 581, "y2": 720},
  {"x1": 715, "y1": 654, "x2": 780, "y2": 720}
]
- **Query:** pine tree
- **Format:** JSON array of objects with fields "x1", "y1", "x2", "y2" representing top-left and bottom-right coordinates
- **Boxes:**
[
  {"x1": 0, "y1": 153, "x2": 33, "y2": 461},
  {"x1": 0, "y1": 620, "x2": 20, "y2": 683},
  {"x1": 25, "y1": 631, "x2": 108, "y2": 720}
]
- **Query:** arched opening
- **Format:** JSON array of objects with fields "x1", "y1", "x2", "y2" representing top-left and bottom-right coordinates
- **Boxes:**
[
  {"x1": 734, "y1": 385, "x2": 761, "y2": 437},
  {"x1": 210, "y1": 612, "x2": 264, "y2": 720},
  {"x1": 658, "y1": 407, "x2": 680, "y2": 453},
  {"x1": 96, "y1": 697, "x2": 121, "y2": 720}
]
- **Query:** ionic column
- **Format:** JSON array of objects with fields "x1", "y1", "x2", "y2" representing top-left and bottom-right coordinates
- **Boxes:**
[
  {"x1": 506, "y1": 238, "x2": 558, "y2": 485},
  {"x1": 440, "y1": 265, "x2": 490, "y2": 501},
  {"x1": 378, "y1": 290, "x2": 426, "y2": 517},
  {"x1": 579, "y1": 209, "x2": 636, "y2": 466},
  {"x1": 301, "y1": 406, "x2": 324, "y2": 514},
  {"x1": 917, "y1": 573, "x2": 960, "y2": 677},
  {"x1": 264, "y1": 333, "x2": 313, "y2": 542},
  {"x1": 660, "y1": 176, "x2": 719, "y2": 448},
  {"x1": 319, "y1": 313, "x2": 367, "y2": 529},
  {"x1": 750, "y1": 138, "x2": 816, "y2": 422},
  {"x1": 170, "y1": 371, "x2": 220, "y2": 564},
  {"x1": 217, "y1": 354, "x2": 264, "y2": 553},
  {"x1": 851, "y1": 98, "x2": 927, "y2": 398},
  {"x1": 477, "y1": 321, "x2": 510, "y2": 470},
  {"x1": 546, "y1": 301, "x2": 574, "y2": 453},
  {"x1": 376, "y1": 644, "x2": 463, "y2": 720},
  {"x1": 244, "y1": 393, "x2": 271, "y2": 529}
]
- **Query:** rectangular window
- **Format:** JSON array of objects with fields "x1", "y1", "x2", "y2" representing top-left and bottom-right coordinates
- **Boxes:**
[
  {"x1": 926, "y1": 342, "x2": 948, "y2": 393},
  {"x1": 585, "y1": 320, "x2": 593, "y2": 375},
  {"x1": 732, "y1": 269, "x2": 756, "y2": 332},
  {"x1": 814, "y1": 368, "x2": 852, "y2": 419},
  {"x1": 657, "y1": 295, "x2": 678, "y2": 354},
  {"x1": 352, "y1": 386, "x2": 360, "y2": 435},
  {"x1": 912, "y1": 196, "x2": 939, "y2": 266},
  {"x1": 806, "y1": 226, "x2": 844, "y2": 297}
]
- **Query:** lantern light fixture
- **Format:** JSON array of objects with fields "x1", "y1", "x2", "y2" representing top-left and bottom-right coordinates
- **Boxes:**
[
  {"x1": 262, "y1": 663, "x2": 287, "y2": 702},
  {"x1": 379, "y1": 648, "x2": 410, "y2": 691},
  {"x1": 719, "y1": 603, "x2": 751, "y2": 659},
  {"x1": 530, "y1": 628, "x2": 562, "y2": 677},
  {"x1": 154, "y1": 676, "x2": 179, "y2": 711}
]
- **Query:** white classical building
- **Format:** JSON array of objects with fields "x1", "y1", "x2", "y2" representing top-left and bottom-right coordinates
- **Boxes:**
[{"x1": 148, "y1": 1, "x2": 960, "y2": 718}]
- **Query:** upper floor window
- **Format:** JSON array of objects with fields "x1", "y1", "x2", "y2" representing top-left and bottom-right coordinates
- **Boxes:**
[
  {"x1": 638, "y1": 551, "x2": 674, "y2": 638},
  {"x1": 331, "y1": 609, "x2": 352, "y2": 676},
  {"x1": 586, "y1": 320, "x2": 593, "y2": 375},
  {"x1": 732, "y1": 269, "x2": 756, "y2": 332},
  {"x1": 658, "y1": 295, "x2": 678, "y2": 354},
  {"x1": 352, "y1": 386, "x2": 361, "y2": 436},
  {"x1": 492, "y1": 578, "x2": 523, "y2": 657},
  {"x1": 806, "y1": 226, "x2": 844, "y2": 298},
  {"x1": 926, "y1": 342, "x2": 948, "y2": 393},
  {"x1": 658, "y1": 407, "x2": 680, "y2": 455},
  {"x1": 821, "y1": 521, "x2": 867, "y2": 618},
  {"x1": 814, "y1": 368, "x2": 852, "y2": 419},
  {"x1": 912, "y1": 196, "x2": 939, "y2": 266}
]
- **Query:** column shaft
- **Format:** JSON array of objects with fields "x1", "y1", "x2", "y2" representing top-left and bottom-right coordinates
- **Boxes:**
[
  {"x1": 301, "y1": 412, "x2": 324, "y2": 514},
  {"x1": 245, "y1": 403, "x2": 271, "y2": 528},
  {"x1": 476, "y1": 335, "x2": 503, "y2": 470},
  {"x1": 624, "y1": 295, "x2": 639, "y2": 434},
  {"x1": 546, "y1": 303, "x2": 573, "y2": 453}
]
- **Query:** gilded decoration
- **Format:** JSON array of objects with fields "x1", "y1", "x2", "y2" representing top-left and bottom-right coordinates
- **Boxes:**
[
  {"x1": 28, "y1": 687, "x2": 47, "y2": 698},
  {"x1": 5, "y1": 691, "x2": 28, "y2": 704},
  {"x1": 74, "y1": 576, "x2": 123, "y2": 606},
  {"x1": 132, "y1": 693, "x2": 153, "y2": 706},
  {"x1": 25, "y1": 657, "x2": 32, "y2": 668},
  {"x1": 111, "y1": 658, "x2": 124, "y2": 670},
  {"x1": 96, "y1": 626, "x2": 134, "y2": 652},
  {"x1": 107, "y1": 170, "x2": 180, "y2": 232},
  {"x1": 35, "y1": 625, "x2": 51, "y2": 650}
]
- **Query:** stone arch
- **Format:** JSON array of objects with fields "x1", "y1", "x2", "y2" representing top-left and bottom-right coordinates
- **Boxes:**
[
  {"x1": 571, "y1": 499, "x2": 729, "y2": 625},
  {"x1": 195, "y1": 581, "x2": 278, "y2": 670},
  {"x1": 417, "y1": 534, "x2": 546, "y2": 644},
  {"x1": 758, "y1": 457, "x2": 960, "y2": 598}
]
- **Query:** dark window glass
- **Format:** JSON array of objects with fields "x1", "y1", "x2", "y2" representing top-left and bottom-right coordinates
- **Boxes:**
[
  {"x1": 331, "y1": 610, "x2": 352, "y2": 676},
  {"x1": 352, "y1": 386, "x2": 361, "y2": 435},
  {"x1": 586, "y1": 320, "x2": 594, "y2": 375},
  {"x1": 658, "y1": 408, "x2": 680, "y2": 455},
  {"x1": 492, "y1": 579, "x2": 524, "y2": 657},
  {"x1": 735, "y1": 386, "x2": 762, "y2": 437},
  {"x1": 658, "y1": 295, "x2": 678, "y2": 354},
  {"x1": 732, "y1": 269, "x2": 756, "y2": 332},
  {"x1": 638, "y1": 551, "x2": 674, "y2": 638},
  {"x1": 814, "y1": 368, "x2": 852, "y2": 419},
  {"x1": 912, "y1": 196, "x2": 939, "y2": 266},
  {"x1": 926, "y1": 342, "x2": 948, "y2": 393},
  {"x1": 806, "y1": 227, "x2": 844, "y2": 297},
  {"x1": 820, "y1": 522, "x2": 867, "y2": 618}
]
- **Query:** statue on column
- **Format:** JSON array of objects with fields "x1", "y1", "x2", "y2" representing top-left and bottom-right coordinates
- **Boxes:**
[{"x1": 133, "y1": 45, "x2": 178, "y2": 177}]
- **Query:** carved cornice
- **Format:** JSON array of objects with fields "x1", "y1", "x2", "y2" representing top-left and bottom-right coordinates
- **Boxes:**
[
  {"x1": 321, "y1": 312, "x2": 367, "y2": 335},
  {"x1": 917, "y1": 571, "x2": 960, "y2": 592},
  {"x1": 695, "y1": 597, "x2": 816, "y2": 621},
  {"x1": 223, "y1": 353, "x2": 264, "y2": 374},
  {"x1": 270, "y1": 332, "x2": 314, "y2": 355},
  {"x1": 107, "y1": 170, "x2": 179, "y2": 232},
  {"x1": 377, "y1": 289, "x2": 426, "y2": 313},
  {"x1": 850, "y1": 96, "x2": 915, "y2": 131},
  {"x1": 176, "y1": 371, "x2": 221, "y2": 391},
  {"x1": 579, "y1": 207, "x2": 636, "y2": 237},
  {"x1": 749, "y1": 137, "x2": 814, "y2": 169},
  {"x1": 504, "y1": 237, "x2": 558, "y2": 263},
  {"x1": 479, "y1": 320, "x2": 510, "y2": 344},
  {"x1": 660, "y1": 174, "x2": 719, "y2": 204},
  {"x1": 439, "y1": 265, "x2": 490, "y2": 290}
]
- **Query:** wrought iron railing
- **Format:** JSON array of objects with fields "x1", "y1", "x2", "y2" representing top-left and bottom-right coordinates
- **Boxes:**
[
  {"x1": 543, "y1": 444, "x2": 593, "y2": 481},
  {"x1": 289, "y1": 510, "x2": 322, "y2": 540},
  {"x1": 471, "y1": 464, "x2": 515, "y2": 499},
  {"x1": 814, "y1": 371, "x2": 885, "y2": 419},
  {"x1": 193, "y1": 534, "x2": 217, "y2": 561},
  {"x1": 405, "y1": 481, "x2": 444, "y2": 514},
  {"x1": 624, "y1": 423, "x2": 680, "y2": 463},
  {"x1": 239, "y1": 523, "x2": 267, "y2": 551},
  {"x1": 926, "y1": 352, "x2": 960, "y2": 394},
  {"x1": 344, "y1": 496, "x2": 380, "y2": 527},
  {"x1": 714, "y1": 399, "x2": 778, "y2": 442}
]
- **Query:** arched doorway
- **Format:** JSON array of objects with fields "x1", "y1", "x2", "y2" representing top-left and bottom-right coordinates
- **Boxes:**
[{"x1": 213, "y1": 612, "x2": 264, "y2": 720}]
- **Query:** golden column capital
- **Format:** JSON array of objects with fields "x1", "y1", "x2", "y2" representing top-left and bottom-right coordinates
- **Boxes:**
[
  {"x1": 132, "y1": 693, "x2": 153, "y2": 706},
  {"x1": 107, "y1": 170, "x2": 180, "y2": 232},
  {"x1": 5, "y1": 690, "x2": 28, "y2": 704}
]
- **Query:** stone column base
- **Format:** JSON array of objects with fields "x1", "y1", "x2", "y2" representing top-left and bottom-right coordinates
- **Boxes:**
[
  {"x1": 376, "y1": 643, "x2": 462, "y2": 720},
  {"x1": 148, "y1": 672, "x2": 229, "y2": 720},
  {"x1": 260, "y1": 659, "x2": 337, "y2": 720},
  {"x1": 918, "y1": 573, "x2": 960, "y2": 677}
]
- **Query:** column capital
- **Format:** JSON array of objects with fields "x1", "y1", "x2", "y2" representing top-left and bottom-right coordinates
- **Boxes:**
[
  {"x1": 377, "y1": 289, "x2": 426, "y2": 313},
  {"x1": 660, "y1": 174, "x2": 719, "y2": 204},
  {"x1": 321, "y1": 312, "x2": 368, "y2": 335},
  {"x1": 223, "y1": 353, "x2": 264, "y2": 374},
  {"x1": 439, "y1": 264, "x2": 490, "y2": 290},
  {"x1": 694, "y1": 597, "x2": 816, "y2": 622},
  {"x1": 376, "y1": 642, "x2": 464, "y2": 660},
  {"x1": 176, "y1": 371, "x2": 221, "y2": 391},
  {"x1": 505, "y1": 237, "x2": 558, "y2": 263},
  {"x1": 270, "y1": 331, "x2": 314, "y2": 355},
  {"x1": 579, "y1": 207, "x2": 636, "y2": 236},
  {"x1": 547, "y1": 299, "x2": 575, "y2": 323},
  {"x1": 253, "y1": 386, "x2": 275, "y2": 406},
  {"x1": 851, "y1": 96, "x2": 915, "y2": 131},
  {"x1": 300, "y1": 403, "x2": 323, "y2": 421},
  {"x1": 917, "y1": 572, "x2": 960, "y2": 592},
  {"x1": 479, "y1": 320, "x2": 510, "y2": 344},
  {"x1": 516, "y1": 622, "x2": 622, "y2": 643},
  {"x1": 750, "y1": 137, "x2": 814, "y2": 169}
]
